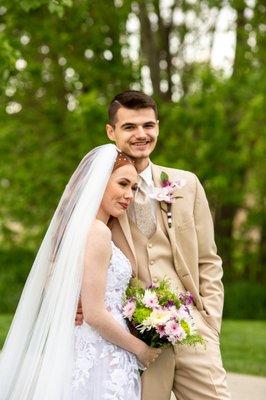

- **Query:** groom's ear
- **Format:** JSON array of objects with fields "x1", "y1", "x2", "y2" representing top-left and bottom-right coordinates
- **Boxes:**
[{"x1": 106, "y1": 123, "x2": 116, "y2": 141}]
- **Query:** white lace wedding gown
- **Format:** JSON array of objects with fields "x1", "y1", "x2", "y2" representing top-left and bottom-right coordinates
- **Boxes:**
[{"x1": 68, "y1": 242, "x2": 141, "y2": 400}]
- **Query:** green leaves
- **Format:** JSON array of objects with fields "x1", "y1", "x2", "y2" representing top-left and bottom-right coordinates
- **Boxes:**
[
  {"x1": 0, "y1": 0, "x2": 265, "y2": 316},
  {"x1": 160, "y1": 171, "x2": 169, "y2": 184},
  {"x1": 0, "y1": 33, "x2": 20, "y2": 91},
  {"x1": 18, "y1": 0, "x2": 73, "y2": 13},
  {"x1": 132, "y1": 307, "x2": 152, "y2": 324}
]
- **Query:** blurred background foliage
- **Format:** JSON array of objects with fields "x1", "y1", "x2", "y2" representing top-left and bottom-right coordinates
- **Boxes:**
[{"x1": 0, "y1": 0, "x2": 265, "y2": 317}]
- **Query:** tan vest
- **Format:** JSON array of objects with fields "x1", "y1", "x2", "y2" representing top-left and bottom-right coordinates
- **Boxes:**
[{"x1": 129, "y1": 203, "x2": 185, "y2": 293}]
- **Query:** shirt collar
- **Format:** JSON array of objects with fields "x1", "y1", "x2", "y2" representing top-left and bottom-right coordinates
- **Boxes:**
[{"x1": 139, "y1": 163, "x2": 153, "y2": 187}]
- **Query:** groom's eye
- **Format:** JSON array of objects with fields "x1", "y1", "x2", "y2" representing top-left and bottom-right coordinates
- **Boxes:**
[
  {"x1": 123, "y1": 124, "x2": 135, "y2": 130},
  {"x1": 144, "y1": 123, "x2": 155, "y2": 128}
]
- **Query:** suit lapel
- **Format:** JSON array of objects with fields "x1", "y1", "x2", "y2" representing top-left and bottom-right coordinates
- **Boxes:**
[
  {"x1": 117, "y1": 213, "x2": 137, "y2": 272},
  {"x1": 151, "y1": 163, "x2": 184, "y2": 252},
  {"x1": 117, "y1": 213, "x2": 136, "y2": 255},
  {"x1": 151, "y1": 163, "x2": 169, "y2": 233},
  {"x1": 151, "y1": 163, "x2": 200, "y2": 298}
]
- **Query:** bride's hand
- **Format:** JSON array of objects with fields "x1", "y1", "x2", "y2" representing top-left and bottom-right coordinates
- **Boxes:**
[{"x1": 136, "y1": 344, "x2": 161, "y2": 369}]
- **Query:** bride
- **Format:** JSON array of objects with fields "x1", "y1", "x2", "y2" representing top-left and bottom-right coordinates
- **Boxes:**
[{"x1": 0, "y1": 144, "x2": 160, "y2": 400}]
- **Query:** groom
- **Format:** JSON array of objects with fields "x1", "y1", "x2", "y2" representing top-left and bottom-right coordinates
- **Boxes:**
[{"x1": 105, "y1": 90, "x2": 231, "y2": 400}]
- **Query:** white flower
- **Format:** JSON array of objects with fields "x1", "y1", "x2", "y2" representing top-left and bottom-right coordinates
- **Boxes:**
[
  {"x1": 147, "y1": 187, "x2": 170, "y2": 202},
  {"x1": 178, "y1": 305, "x2": 190, "y2": 320},
  {"x1": 142, "y1": 290, "x2": 159, "y2": 308},
  {"x1": 167, "y1": 305, "x2": 180, "y2": 319},
  {"x1": 142, "y1": 309, "x2": 171, "y2": 328},
  {"x1": 122, "y1": 300, "x2": 136, "y2": 320},
  {"x1": 146, "y1": 177, "x2": 186, "y2": 204},
  {"x1": 172, "y1": 178, "x2": 186, "y2": 189}
]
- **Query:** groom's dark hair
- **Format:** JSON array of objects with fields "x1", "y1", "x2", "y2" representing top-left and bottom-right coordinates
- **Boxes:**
[{"x1": 108, "y1": 90, "x2": 158, "y2": 126}]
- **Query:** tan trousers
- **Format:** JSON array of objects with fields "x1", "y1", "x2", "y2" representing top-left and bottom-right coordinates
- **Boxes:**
[{"x1": 141, "y1": 309, "x2": 231, "y2": 400}]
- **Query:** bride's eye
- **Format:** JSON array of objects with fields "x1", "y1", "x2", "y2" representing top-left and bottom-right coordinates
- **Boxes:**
[{"x1": 119, "y1": 181, "x2": 127, "y2": 187}]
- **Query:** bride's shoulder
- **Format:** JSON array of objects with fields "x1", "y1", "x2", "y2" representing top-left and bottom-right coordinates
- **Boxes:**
[
  {"x1": 88, "y1": 219, "x2": 112, "y2": 244},
  {"x1": 85, "y1": 220, "x2": 112, "y2": 267}
]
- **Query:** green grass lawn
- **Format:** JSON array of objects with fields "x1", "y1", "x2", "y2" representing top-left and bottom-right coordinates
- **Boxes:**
[
  {"x1": 1, "y1": 316, "x2": 265, "y2": 376},
  {"x1": 0, "y1": 314, "x2": 13, "y2": 349},
  {"x1": 220, "y1": 319, "x2": 266, "y2": 376}
]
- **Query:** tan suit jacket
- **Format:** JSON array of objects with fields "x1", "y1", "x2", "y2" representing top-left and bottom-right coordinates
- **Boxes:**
[{"x1": 111, "y1": 163, "x2": 224, "y2": 334}]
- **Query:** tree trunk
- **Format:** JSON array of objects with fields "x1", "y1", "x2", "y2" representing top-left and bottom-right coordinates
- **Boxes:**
[{"x1": 138, "y1": 0, "x2": 161, "y2": 97}]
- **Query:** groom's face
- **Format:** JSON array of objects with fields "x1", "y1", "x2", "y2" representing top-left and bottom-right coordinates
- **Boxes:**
[{"x1": 106, "y1": 107, "x2": 159, "y2": 163}]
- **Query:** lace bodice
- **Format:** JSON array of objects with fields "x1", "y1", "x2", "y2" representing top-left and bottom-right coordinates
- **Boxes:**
[
  {"x1": 68, "y1": 241, "x2": 140, "y2": 400},
  {"x1": 104, "y1": 242, "x2": 132, "y2": 315}
]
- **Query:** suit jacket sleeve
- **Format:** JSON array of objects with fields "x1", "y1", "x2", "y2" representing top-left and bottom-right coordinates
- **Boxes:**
[{"x1": 193, "y1": 175, "x2": 224, "y2": 333}]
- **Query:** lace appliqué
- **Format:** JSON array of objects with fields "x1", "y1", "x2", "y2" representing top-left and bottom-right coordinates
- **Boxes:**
[
  {"x1": 69, "y1": 242, "x2": 140, "y2": 400},
  {"x1": 72, "y1": 325, "x2": 102, "y2": 389}
]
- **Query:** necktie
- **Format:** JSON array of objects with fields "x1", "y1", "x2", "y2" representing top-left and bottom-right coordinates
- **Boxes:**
[{"x1": 134, "y1": 177, "x2": 156, "y2": 238}]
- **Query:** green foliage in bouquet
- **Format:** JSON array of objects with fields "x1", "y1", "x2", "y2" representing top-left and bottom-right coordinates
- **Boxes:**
[
  {"x1": 132, "y1": 307, "x2": 152, "y2": 324},
  {"x1": 155, "y1": 280, "x2": 181, "y2": 309}
]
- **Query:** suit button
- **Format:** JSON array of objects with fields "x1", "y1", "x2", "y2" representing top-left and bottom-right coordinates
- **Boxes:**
[
  {"x1": 150, "y1": 260, "x2": 155, "y2": 265},
  {"x1": 148, "y1": 243, "x2": 152, "y2": 248}
]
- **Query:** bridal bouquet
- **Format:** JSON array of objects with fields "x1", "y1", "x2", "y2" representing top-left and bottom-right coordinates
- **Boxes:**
[{"x1": 122, "y1": 278, "x2": 204, "y2": 348}]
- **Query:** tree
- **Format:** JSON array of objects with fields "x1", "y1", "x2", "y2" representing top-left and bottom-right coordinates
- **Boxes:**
[{"x1": 0, "y1": 0, "x2": 265, "y2": 314}]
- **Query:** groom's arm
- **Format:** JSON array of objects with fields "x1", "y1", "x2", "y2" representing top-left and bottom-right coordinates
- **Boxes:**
[
  {"x1": 193, "y1": 175, "x2": 224, "y2": 334},
  {"x1": 75, "y1": 299, "x2": 83, "y2": 325}
]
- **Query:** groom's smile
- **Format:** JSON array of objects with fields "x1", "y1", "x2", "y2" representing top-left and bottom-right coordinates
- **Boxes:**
[{"x1": 130, "y1": 139, "x2": 152, "y2": 150}]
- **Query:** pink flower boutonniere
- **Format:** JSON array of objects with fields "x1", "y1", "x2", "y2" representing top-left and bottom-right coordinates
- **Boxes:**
[{"x1": 147, "y1": 171, "x2": 186, "y2": 228}]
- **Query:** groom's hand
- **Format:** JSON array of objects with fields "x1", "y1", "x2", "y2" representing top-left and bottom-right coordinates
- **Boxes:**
[{"x1": 75, "y1": 298, "x2": 84, "y2": 325}]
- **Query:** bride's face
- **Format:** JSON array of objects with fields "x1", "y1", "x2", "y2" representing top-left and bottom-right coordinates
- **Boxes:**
[{"x1": 100, "y1": 164, "x2": 138, "y2": 218}]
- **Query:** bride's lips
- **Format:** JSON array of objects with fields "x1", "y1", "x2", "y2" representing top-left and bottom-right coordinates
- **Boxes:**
[{"x1": 118, "y1": 202, "x2": 129, "y2": 210}]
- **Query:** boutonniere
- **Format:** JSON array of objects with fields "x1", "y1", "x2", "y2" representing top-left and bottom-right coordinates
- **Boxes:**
[{"x1": 147, "y1": 171, "x2": 186, "y2": 228}]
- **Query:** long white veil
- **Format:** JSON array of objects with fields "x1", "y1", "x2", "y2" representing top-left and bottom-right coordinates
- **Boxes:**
[{"x1": 0, "y1": 144, "x2": 118, "y2": 399}]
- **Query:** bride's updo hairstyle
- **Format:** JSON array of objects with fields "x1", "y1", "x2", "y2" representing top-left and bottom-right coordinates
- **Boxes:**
[{"x1": 112, "y1": 151, "x2": 136, "y2": 172}]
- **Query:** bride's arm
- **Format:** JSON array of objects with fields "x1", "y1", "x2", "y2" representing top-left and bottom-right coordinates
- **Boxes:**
[{"x1": 80, "y1": 220, "x2": 160, "y2": 367}]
